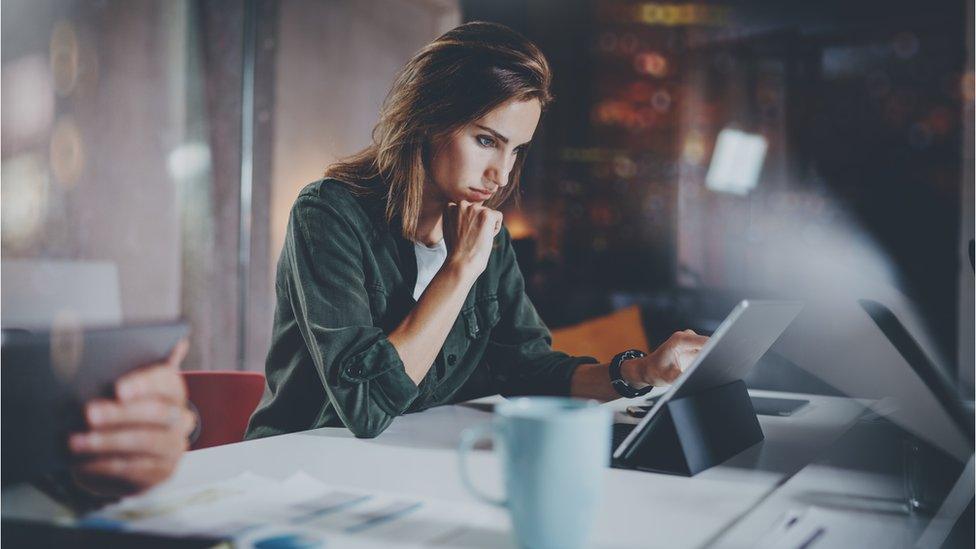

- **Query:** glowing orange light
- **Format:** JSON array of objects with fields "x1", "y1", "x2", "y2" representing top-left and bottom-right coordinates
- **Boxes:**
[
  {"x1": 961, "y1": 72, "x2": 975, "y2": 103},
  {"x1": 504, "y1": 209, "x2": 535, "y2": 240},
  {"x1": 634, "y1": 52, "x2": 669, "y2": 77}
]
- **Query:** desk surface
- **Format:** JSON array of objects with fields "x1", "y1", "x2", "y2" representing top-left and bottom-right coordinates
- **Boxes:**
[
  {"x1": 160, "y1": 389, "x2": 866, "y2": 548},
  {"x1": 1, "y1": 390, "x2": 875, "y2": 547}
]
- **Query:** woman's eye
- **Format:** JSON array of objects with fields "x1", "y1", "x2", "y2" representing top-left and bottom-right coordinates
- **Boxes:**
[{"x1": 476, "y1": 135, "x2": 495, "y2": 148}]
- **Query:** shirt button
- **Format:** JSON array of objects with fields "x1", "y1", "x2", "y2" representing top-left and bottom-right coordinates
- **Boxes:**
[{"x1": 447, "y1": 354, "x2": 457, "y2": 366}]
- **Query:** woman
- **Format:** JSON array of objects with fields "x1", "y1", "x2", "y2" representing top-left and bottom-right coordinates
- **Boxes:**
[{"x1": 246, "y1": 22, "x2": 706, "y2": 440}]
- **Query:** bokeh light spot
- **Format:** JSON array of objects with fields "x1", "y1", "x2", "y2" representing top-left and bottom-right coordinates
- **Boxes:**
[
  {"x1": 50, "y1": 20, "x2": 80, "y2": 97},
  {"x1": 50, "y1": 115, "x2": 85, "y2": 187},
  {"x1": 1, "y1": 55, "x2": 55, "y2": 147},
  {"x1": 1, "y1": 154, "x2": 50, "y2": 251}
]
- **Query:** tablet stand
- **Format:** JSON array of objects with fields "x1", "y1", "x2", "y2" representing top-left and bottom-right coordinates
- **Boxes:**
[{"x1": 612, "y1": 380, "x2": 764, "y2": 476}]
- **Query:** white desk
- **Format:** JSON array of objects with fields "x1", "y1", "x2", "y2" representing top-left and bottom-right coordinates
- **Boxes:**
[
  {"x1": 1, "y1": 390, "x2": 875, "y2": 547},
  {"x1": 155, "y1": 389, "x2": 867, "y2": 548}
]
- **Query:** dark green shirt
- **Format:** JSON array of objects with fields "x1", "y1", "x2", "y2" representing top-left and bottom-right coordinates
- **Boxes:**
[{"x1": 245, "y1": 179, "x2": 596, "y2": 439}]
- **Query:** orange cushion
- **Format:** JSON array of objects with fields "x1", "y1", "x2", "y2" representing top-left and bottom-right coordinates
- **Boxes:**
[{"x1": 550, "y1": 305, "x2": 649, "y2": 363}]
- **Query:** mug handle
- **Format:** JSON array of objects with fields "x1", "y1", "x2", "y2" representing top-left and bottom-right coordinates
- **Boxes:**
[{"x1": 458, "y1": 423, "x2": 506, "y2": 508}]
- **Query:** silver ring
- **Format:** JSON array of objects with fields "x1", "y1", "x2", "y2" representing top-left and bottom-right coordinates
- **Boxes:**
[{"x1": 186, "y1": 401, "x2": 202, "y2": 444}]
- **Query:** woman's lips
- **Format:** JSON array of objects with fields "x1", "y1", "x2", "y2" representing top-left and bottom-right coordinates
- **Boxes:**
[{"x1": 468, "y1": 187, "x2": 494, "y2": 200}]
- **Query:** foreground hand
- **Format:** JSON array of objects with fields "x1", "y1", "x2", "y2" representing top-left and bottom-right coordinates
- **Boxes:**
[
  {"x1": 69, "y1": 338, "x2": 194, "y2": 497},
  {"x1": 627, "y1": 330, "x2": 709, "y2": 387},
  {"x1": 442, "y1": 200, "x2": 503, "y2": 279}
]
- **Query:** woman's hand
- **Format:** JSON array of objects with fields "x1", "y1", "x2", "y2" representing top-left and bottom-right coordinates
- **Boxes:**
[
  {"x1": 442, "y1": 200, "x2": 503, "y2": 280},
  {"x1": 624, "y1": 330, "x2": 709, "y2": 387},
  {"x1": 68, "y1": 338, "x2": 194, "y2": 497}
]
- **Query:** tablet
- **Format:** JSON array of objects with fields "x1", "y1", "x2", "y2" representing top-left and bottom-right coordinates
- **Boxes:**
[
  {"x1": 613, "y1": 300, "x2": 802, "y2": 460},
  {"x1": 1, "y1": 320, "x2": 189, "y2": 485}
]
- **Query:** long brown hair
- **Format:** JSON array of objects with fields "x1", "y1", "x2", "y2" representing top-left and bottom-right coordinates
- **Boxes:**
[{"x1": 323, "y1": 21, "x2": 553, "y2": 240}]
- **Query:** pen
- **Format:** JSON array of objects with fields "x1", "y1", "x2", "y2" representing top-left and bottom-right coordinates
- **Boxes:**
[{"x1": 797, "y1": 527, "x2": 826, "y2": 549}]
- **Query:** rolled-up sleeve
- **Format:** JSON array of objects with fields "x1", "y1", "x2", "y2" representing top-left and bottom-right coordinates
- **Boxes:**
[
  {"x1": 484, "y1": 230, "x2": 598, "y2": 397},
  {"x1": 285, "y1": 194, "x2": 418, "y2": 438}
]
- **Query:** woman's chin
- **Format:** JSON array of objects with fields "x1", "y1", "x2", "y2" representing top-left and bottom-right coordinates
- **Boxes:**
[{"x1": 447, "y1": 193, "x2": 484, "y2": 205}]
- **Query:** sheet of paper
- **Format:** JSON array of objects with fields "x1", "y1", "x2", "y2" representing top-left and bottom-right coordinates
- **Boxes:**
[{"x1": 82, "y1": 471, "x2": 514, "y2": 548}]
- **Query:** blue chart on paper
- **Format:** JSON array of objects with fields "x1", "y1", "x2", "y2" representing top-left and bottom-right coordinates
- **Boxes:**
[{"x1": 252, "y1": 533, "x2": 325, "y2": 549}]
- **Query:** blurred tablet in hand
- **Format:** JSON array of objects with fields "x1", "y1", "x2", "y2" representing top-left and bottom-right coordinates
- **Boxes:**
[{"x1": 1, "y1": 321, "x2": 188, "y2": 485}]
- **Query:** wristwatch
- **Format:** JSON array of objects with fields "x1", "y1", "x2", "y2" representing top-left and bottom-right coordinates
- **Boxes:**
[{"x1": 609, "y1": 349, "x2": 652, "y2": 398}]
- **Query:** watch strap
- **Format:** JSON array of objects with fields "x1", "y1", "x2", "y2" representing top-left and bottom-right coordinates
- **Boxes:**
[{"x1": 609, "y1": 349, "x2": 652, "y2": 398}]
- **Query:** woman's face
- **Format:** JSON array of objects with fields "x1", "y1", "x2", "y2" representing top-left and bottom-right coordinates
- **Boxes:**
[{"x1": 427, "y1": 98, "x2": 542, "y2": 205}]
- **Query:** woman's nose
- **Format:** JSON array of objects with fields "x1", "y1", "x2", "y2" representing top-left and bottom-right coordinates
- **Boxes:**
[{"x1": 487, "y1": 157, "x2": 511, "y2": 187}]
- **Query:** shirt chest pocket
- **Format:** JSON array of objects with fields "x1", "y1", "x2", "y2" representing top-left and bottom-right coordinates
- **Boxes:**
[{"x1": 461, "y1": 295, "x2": 500, "y2": 340}]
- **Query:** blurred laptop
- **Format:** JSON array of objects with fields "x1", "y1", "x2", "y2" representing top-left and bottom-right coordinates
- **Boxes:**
[{"x1": 1, "y1": 259, "x2": 121, "y2": 329}]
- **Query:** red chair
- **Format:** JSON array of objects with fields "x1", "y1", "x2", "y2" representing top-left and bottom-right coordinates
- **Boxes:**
[{"x1": 181, "y1": 371, "x2": 266, "y2": 450}]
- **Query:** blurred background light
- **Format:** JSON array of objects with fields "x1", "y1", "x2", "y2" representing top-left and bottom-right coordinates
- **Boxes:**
[
  {"x1": 631, "y1": 2, "x2": 730, "y2": 27},
  {"x1": 503, "y1": 209, "x2": 535, "y2": 240},
  {"x1": 681, "y1": 132, "x2": 707, "y2": 165},
  {"x1": 961, "y1": 71, "x2": 975, "y2": 103},
  {"x1": 1, "y1": 55, "x2": 55, "y2": 149},
  {"x1": 651, "y1": 89, "x2": 671, "y2": 112},
  {"x1": 612, "y1": 155, "x2": 638, "y2": 178},
  {"x1": 1, "y1": 154, "x2": 50, "y2": 251},
  {"x1": 704, "y1": 128, "x2": 768, "y2": 195},
  {"x1": 49, "y1": 115, "x2": 85, "y2": 187},
  {"x1": 167, "y1": 141, "x2": 213, "y2": 182},
  {"x1": 49, "y1": 20, "x2": 79, "y2": 97},
  {"x1": 634, "y1": 51, "x2": 668, "y2": 77}
]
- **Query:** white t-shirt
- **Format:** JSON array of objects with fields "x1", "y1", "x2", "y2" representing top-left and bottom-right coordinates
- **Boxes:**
[{"x1": 413, "y1": 239, "x2": 447, "y2": 300}]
